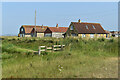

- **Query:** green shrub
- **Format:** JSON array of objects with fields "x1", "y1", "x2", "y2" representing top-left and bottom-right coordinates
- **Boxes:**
[
  {"x1": 33, "y1": 38, "x2": 36, "y2": 41},
  {"x1": 42, "y1": 51, "x2": 48, "y2": 55},
  {"x1": 97, "y1": 38, "x2": 105, "y2": 42},
  {"x1": 12, "y1": 38, "x2": 16, "y2": 41},
  {"x1": 17, "y1": 38, "x2": 20, "y2": 40},
  {"x1": 109, "y1": 39, "x2": 114, "y2": 42}
]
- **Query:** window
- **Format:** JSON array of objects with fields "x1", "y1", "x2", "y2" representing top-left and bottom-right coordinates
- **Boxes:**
[
  {"x1": 92, "y1": 25, "x2": 95, "y2": 29},
  {"x1": 71, "y1": 33, "x2": 77, "y2": 36},
  {"x1": 98, "y1": 34, "x2": 101, "y2": 37},
  {"x1": 70, "y1": 25, "x2": 74, "y2": 30},
  {"x1": 21, "y1": 28, "x2": 24, "y2": 32},
  {"x1": 90, "y1": 34, "x2": 94, "y2": 38},
  {"x1": 86, "y1": 25, "x2": 88, "y2": 29},
  {"x1": 45, "y1": 33, "x2": 52, "y2": 37},
  {"x1": 82, "y1": 34, "x2": 86, "y2": 38}
]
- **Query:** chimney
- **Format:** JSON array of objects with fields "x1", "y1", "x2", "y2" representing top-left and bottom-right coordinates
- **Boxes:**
[
  {"x1": 78, "y1": 19, "x2": 81, "y2": 23},
  {"x1": 56, "y1": 24, "x2": 58, "y2": 28},
  {"x1": 42, "y1": 24, "x2": 43, "y2": 28}
]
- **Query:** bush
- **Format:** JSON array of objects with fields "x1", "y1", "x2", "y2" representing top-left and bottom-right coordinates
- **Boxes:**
[
  {"x1": 27, "y1": 39, "x2": 33, "y2": 43},
  {"x1": 97, "y1": 38, "x2": 105, "y2": 42},
  {"x1": 33, "y1": 39, "x2": 36, "y2": 41},
  {"x1": 0, "y1": 38, "x2": 5, "y2": 40},
  {"x1": 12, "y1": 38, "x2": 16, "y2": 41},
  {"x1": 8, "y1": 39, "x2": 11, "y2": 41},
  {"x1": 42, "y1": 52, "x2": 48, "y2": 55},
  {"x1": 109, "y1": 39, "x2": 114, "y2": 42},
  {"x1": 48, "y1": 40, "x2": 54, "y2": 43}
]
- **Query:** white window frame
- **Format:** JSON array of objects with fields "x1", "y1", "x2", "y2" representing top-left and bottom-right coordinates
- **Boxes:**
[
  {"x1": 82, "y1": 34, "x2": 86, "y2": 38},
  {"x1": 90, "y1": 34, "x2": 94, "y2": 38}
]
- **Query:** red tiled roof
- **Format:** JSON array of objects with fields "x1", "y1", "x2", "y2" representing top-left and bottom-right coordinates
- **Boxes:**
[
  {"x1": 22, "y1": 25, "x2": 48, "y2": 33},
  {"x1": 71, "y1": 22, "x2": 107, "y2": 34},
  {"x1": 36, "y1": 28, "x2": 46, "y2": 33},
  {"x1": 104, "y1": 30, "x2": 110, "y2": 34},
  {"x1": 48, "y1": 27, "x2": 68, "y2": 33}
]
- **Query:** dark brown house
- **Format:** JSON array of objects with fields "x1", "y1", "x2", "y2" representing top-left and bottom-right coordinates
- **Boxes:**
[{"x1": 65, "y1": 19, "x2": 109, "y2": 38}]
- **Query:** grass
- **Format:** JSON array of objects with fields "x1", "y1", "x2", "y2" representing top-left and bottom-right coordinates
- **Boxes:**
[{"x1": 1, "y1": 36, "x2": 118, "y2": 78}]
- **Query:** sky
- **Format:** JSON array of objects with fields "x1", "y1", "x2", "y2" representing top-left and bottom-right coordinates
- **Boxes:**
[{"x1": 2, "y1": 2, "x2": 118, "y2": 36}]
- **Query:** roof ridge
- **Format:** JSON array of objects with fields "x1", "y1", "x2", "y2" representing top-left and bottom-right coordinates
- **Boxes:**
[
  {"x1": 48, "y1": 27, "x2": 67, "y2": 28},
  {"x1": 71, "y1": 22, "x2": 100, "y2": 24},
  {"x1": 22, "y1": 25, "x2": 48, "y2": 27},
  {"x1": 49, "y1": 27, "x2": 68, "y2": 29}
]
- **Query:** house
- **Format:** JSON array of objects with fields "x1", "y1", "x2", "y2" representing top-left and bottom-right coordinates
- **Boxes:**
[
  {"x1": 119, "y1": 31, "x2": 120, "y2": 37},
  {"x1": 65, "y1": 19, "x2": 109, "y2": 38},
  {"x1": 110, "y1": 31, "x2": 119, "y2": 37},
  {"x1": 19, "y1": 25, "x2": 48, "y2": 37},
  {"x1": 44, "y1": 24, "x2": 68, "y2": 38}
]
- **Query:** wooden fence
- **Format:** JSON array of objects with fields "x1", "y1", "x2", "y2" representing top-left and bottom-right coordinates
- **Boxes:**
[{"x1": 38, "y1": 45, "x2": 65, "y2": 55}]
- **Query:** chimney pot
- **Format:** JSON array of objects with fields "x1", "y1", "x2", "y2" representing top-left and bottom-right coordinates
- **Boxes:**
[
  {"x1": 56, "y1": 24, "x2": 58, "y2": 28},
  {"x1": 78, "y1": 19, "x2": 81, "y2": 23},
  {"x1": 42, "y1": 24, "x2": 43, "y2": 28}
]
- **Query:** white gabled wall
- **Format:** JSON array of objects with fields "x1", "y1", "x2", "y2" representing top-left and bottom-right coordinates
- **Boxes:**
[
  {"x1": 52, "y1": 32, "x2": 65, "y2": 38},
  {"x1": 37, "y1": 33, "x2": 44, "y2": 37},
  {"x1": 25, "y1": 35, "x2": 31, "y2": 37}
]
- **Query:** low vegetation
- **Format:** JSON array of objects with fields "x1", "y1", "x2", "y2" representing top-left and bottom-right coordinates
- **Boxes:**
[{"x1": 1, "y1": 36, "x2": 118, "y2": 78}]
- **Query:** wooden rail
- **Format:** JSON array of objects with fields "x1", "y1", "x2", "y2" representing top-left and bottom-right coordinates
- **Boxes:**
[{"x1": 38, "y1": 45, "x2": 65, "y2": 55}]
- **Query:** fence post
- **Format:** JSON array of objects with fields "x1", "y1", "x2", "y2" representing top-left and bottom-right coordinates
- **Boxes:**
[
  {"x1": 52, "y1": 45, "x2": 54, "y2": 51},
  {"x1": 61, "y1": 45, "x2": 63, "y2": 50},
  {"x1": 45, "y1": 46, "x2": 47, "y2": 52},
  {"x1": 38, "y1": 46, "x2": 41, "y2": 55}
]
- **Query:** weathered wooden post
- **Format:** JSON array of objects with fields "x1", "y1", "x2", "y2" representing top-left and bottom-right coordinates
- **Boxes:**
[
  {"x1": 38, "y1": 46, "x2": 41, "y2": 55},
  {"x1": 45, "y1": 46, "x2": 47, "y2": 52},
  {"x1": 61, "y1": 45, "x2": 63, "y2": 50},
  {"x1": 52, "y1": 45, "x2": 54, "y2": 51}
]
